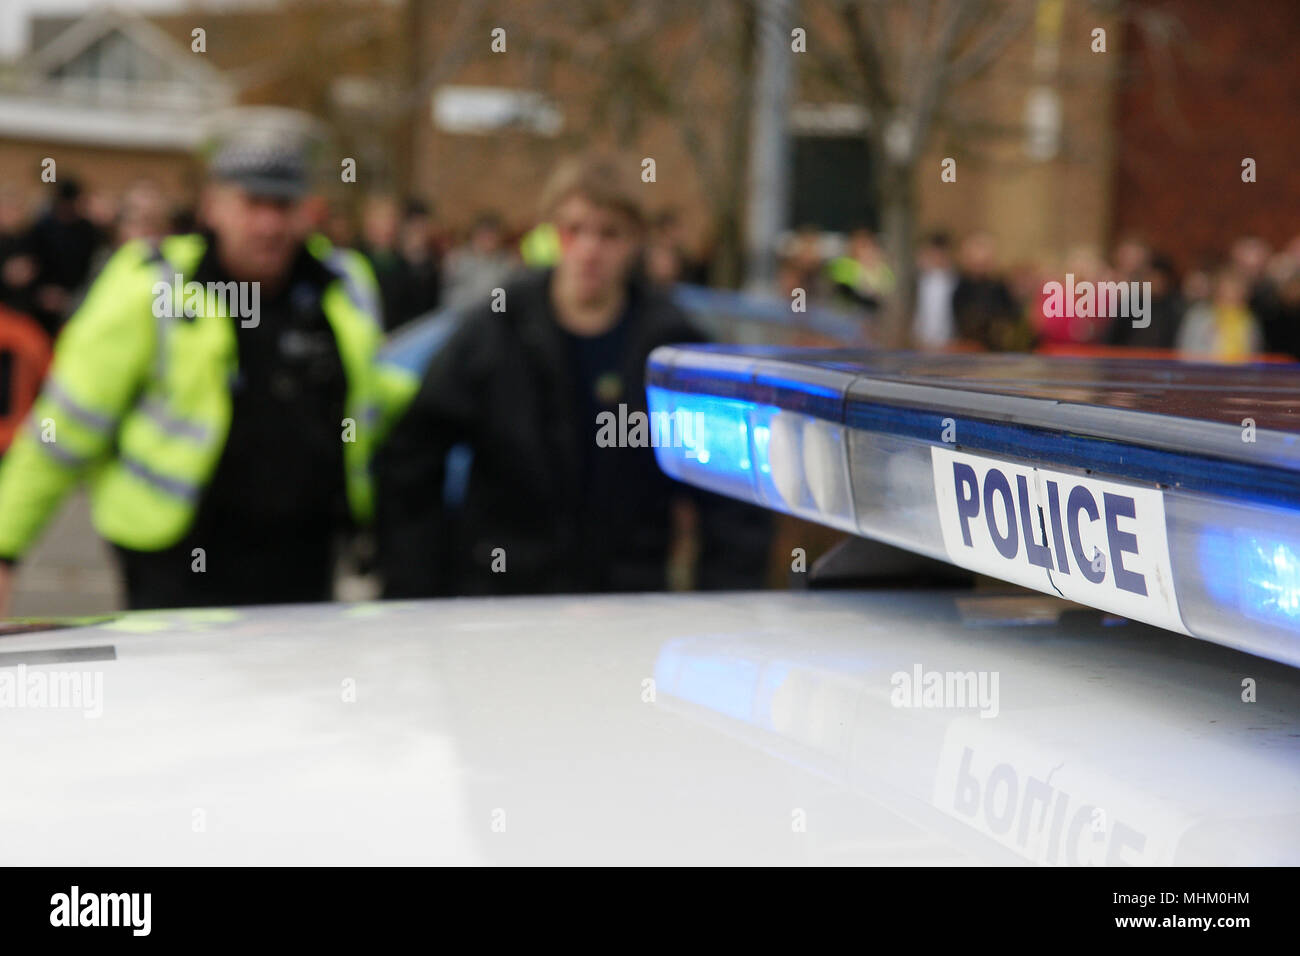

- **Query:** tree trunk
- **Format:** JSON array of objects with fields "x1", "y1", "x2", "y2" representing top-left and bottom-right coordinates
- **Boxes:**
[
  {"x1": 396, "y1": 0, "x2": 433, "y2": 196},
  {"x1": 878, "y1": 158, "x2": 918, "y2": 349},
  {"x1": 711, "y1": 205, "x2": 746, "y2": 289}
]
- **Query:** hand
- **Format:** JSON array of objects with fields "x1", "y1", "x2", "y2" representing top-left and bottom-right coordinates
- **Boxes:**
[{"x1": 0, "y1": 562, "x2": 13, "y2": 618}]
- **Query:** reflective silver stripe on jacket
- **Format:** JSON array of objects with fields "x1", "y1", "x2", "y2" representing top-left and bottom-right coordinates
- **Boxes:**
[
  {"x1": 326, "y1": 250, "x2": 381, "y2": 324},
  {"x1": 42, "y1": 378, "x2": 115, "y2": 435},
  {"x1": 139, "y1": 396, "x2": 212, "y2": 442},
  {"x1": 121, "y1": 457, "x2": 200, "y2": 503},
  {"x1": 27, "y1": 418, "x2": 93, "y2": 469}
]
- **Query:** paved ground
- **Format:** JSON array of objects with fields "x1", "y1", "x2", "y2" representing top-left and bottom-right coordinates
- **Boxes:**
[
  {"x1": 8, "y1": 492, "x2": 380, "y2": 616},
  {"x1": 9, "y1": 490, "x2": 122, "y2": 617}
]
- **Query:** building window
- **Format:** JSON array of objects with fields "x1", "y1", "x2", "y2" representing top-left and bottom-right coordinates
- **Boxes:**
[
  {"x1": 432, "y1": 86, "x2": 563, "y2": 136},
  {"x1": 789, "y1": 134, "x2": 877, "y2": 233}
]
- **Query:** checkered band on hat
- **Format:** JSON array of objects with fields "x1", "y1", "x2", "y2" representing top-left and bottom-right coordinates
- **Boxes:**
[{"x1": 209, "y1": 137, "x2": 309, "y2": 194}]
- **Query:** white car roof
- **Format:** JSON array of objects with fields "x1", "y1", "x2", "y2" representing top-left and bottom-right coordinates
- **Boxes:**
[{"x1": 2, "y1": 590, "x2": 1296, "y2": 865}]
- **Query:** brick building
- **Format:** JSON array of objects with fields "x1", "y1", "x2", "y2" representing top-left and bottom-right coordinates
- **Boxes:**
[
  {"x1": 0, "y1": 1, "x2": 1291, "y2": 276},
  {"x1": 0, "y1": 10, "x2": 231, "y2": 205},
  {"x1": 1111, "y1": 0, "x2": 1300, "y2": 270}
]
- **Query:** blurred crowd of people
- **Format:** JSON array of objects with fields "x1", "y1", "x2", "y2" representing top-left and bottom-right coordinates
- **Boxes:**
[
  {"x1": 1, "y1": 179, "x2": 166, "y2": 338},
  {"x1": 323, "y1": 199, "x2": 711, "y2": 325},
  {"x1": 779, "y1": 226, "x2": 1300, "y2": 361},
  {"x1": 0, "y1": 177, "x2": 721, "y2": 342},
  {"x1": 3, "y1": 173, "x2": 1299, "y2": 365}
]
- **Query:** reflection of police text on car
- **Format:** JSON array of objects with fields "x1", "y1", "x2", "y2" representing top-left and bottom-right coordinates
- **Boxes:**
[{"x1": 931, "y1": 448, "x2": 1186, "y2": 633}]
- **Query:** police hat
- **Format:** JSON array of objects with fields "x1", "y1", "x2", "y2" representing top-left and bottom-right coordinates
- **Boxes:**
[{"x1": 202, "y1": 108, "x2": 328, "y2": 200}]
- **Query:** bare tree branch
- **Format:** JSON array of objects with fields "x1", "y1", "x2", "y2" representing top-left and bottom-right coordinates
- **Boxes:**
[
  {"x1": 900, "y1": 0, "x2": 992, "y2": 162},
  {"x1": 393, "y1": 0, "x2": 491, "y2": 116},
  {"x1": 805, "y1": 41, "x2": 870, "y2": 103},
  {"x1": 223, "y1": 10, "x2": 386, "y2": 93},
  {"x1": 946, "y1": 0, "x2": 1036, "y2": 87},
  {"x1": 834, "y1": 0, "x2": 895, "y2": 111},
  {"x1": 901, "y1": 0, "x2": 936, "y2": 90}
]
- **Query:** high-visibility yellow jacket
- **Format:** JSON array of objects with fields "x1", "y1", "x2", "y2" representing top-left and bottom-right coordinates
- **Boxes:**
[
  {"x1": 519, "y1": 222, "x2": 561, "y2": 267},
  {"x1": 826, "y1": 255, "x2": 895, "y2": 296},
  {"x1": 0, "y1": 233, "x2": 418, "y2": 560}
]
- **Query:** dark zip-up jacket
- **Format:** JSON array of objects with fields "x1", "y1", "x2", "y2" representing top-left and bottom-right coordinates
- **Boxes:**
[{"x1": 377, "y1": 268, "x2": 770, "y2": 597}]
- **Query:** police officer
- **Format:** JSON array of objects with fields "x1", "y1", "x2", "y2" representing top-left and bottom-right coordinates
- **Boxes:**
[{"x1": 0, "y1": 108, "x2": 410, "y2": 612}]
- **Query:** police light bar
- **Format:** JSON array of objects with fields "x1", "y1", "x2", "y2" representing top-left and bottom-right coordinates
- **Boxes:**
[{"x1": 646, "y1": 345, "x2": 1300, "y2": 668}]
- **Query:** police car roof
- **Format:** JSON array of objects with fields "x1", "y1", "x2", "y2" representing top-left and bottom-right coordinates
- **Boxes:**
[{"x1": 2, "y1": 592, "x2": 1297, "y2": 864}]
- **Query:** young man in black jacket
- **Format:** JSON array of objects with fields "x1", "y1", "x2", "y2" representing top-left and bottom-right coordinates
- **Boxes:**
[{"x1": 377, "y1": 154, "x2": 770, "y2": 597}]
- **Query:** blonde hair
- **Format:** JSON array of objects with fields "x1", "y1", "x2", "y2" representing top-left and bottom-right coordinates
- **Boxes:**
[{"x1": 539, "y1": 153, "x2": 645, "y2": 227}]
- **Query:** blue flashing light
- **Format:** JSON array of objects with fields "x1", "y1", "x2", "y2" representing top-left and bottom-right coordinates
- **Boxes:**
[
  {"x1": 1199, "y1": 528, "x2": 1300, "y2": 628},
  {"x1": 646, "y1": 386, "x2": 770, "y2": 502},
  {"x1": 647, "y1": 386, "x2": 858, "y2": 529},
  {"x1": 752, "y1": 424, "x2": 772, "y2": 477},
  {"x1": 1241, "y1": 538, "x2": 1300, "y2": 623}
]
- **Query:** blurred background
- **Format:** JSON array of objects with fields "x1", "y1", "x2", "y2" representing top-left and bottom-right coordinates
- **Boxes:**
[{"x1": 1, "y1": 0, "x2": 1297, "y2": 613}]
